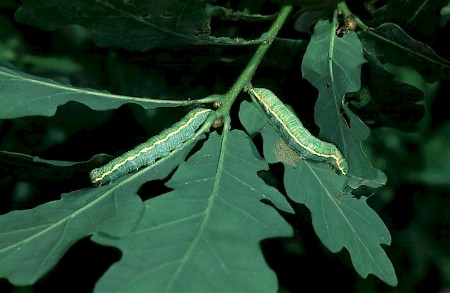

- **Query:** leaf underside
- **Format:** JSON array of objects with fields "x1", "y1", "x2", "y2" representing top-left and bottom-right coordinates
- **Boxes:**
[
  {"x1": 359, "y1": 23, "x2": 450, "y2": 83},
  {"x1": 301, "y1": 19, "x2": 387, "y2": 189},
  {"x1": 92, "y1": 131, "x2": 293, "y2": 293},
  {"x1": 239, "y1": 100, "x2": 397, "y2": 286},
  {"x1": 0, "y1": 136, "x2": 203, "y2": 285},
  {"x1": 0, "y1": 63, "x2": 178, "y2": 119},
  {"x1": 0, "y1": 188, "x2": 143, "y2": 285},
  {"x1": 15, "y1": 0, "x2": 261, "y2": 51}
]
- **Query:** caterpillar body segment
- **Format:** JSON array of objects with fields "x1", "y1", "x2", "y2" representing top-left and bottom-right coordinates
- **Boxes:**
[
  {"x1": 90, "y1": 108, "x2": 212, "y2": 185},
  {"x1": 248, "y1": 87, "x2": 348, "y2": 175}
]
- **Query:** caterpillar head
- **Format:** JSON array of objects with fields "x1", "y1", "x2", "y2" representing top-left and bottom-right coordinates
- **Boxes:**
[{"x1": 89, "y1": 168, "x2": 105, "y2": 185}]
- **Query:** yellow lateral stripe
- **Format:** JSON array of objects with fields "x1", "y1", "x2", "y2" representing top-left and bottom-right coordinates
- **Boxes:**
[
  {"x1": 250, "y1": 88, "x2": 340, "y2": 163},
  {"x1": 94, "y1": 109, "x2": 210, "y2": 182},
  {"x1": 93, "y1": 109, "x2": 211, "y2": 182}
]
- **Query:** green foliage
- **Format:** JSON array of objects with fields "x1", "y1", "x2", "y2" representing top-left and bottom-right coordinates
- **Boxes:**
[
  {"x1": 359, "y1": 23, "x2": 450, "y2": 83},
  {"x1": 0, "y1": 0, "x2": 449, "y2": 292},
  {"x1": 240, "y1": 99, "x2": 396, "y2": 286},
  {"x1": 0, "y1": 61, "x2": 183, "y2": 118},
  {"x1": 0, "y1": 186, "x2": 143, "y2": 285},
  {"x1": 15, "y1": 0, "x2": 262, "y2": 50},
  {"x1": 348, "y1": 53, "x2": 425, "y2": 131},
  {"x1": 369, "y1": 0, "x2": 449, "y2": 37},
  {"x1": 92, "y1": 131, "x2": 293, "y2": 292},
  {"x1": 301, "y1": 19, "x2": 387, "y2": 189}
]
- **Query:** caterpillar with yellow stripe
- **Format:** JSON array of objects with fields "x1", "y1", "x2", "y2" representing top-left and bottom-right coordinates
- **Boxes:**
[
  {"x1": 90, "y1": 107, "x2": 212, "y2": 185},
  {"x1": 248, "y1": 87, "x2": 348, "y2": 175}
]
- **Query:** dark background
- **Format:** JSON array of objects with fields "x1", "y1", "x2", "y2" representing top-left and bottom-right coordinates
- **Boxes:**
[{"x1": 0, "y1": 0, "x2": 449, "y2": 292}]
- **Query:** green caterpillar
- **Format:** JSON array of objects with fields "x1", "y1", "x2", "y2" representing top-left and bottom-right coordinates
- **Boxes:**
[
  {"x1": 90, "y1": 108, "x2": 212, "y2": 185},
  {"x1": 248, "y1": 87, "x2": 348, "y2": 175}
]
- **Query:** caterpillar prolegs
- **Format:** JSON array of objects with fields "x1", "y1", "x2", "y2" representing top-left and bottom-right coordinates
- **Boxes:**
[
  {"x1": 90, "y1": 108, "x2": 212, "y2": 185},
  {"x1": 248, "y1": 87, "x2": 348, "y2": 175}
]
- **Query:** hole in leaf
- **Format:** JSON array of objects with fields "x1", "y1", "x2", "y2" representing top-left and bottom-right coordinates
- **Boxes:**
[
  {"x1": 138, "y1": 177, "x2": 173, "y2": 201},
  {"x1": 257, "y1": 161, "x2": 284, "y2": 192}
]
